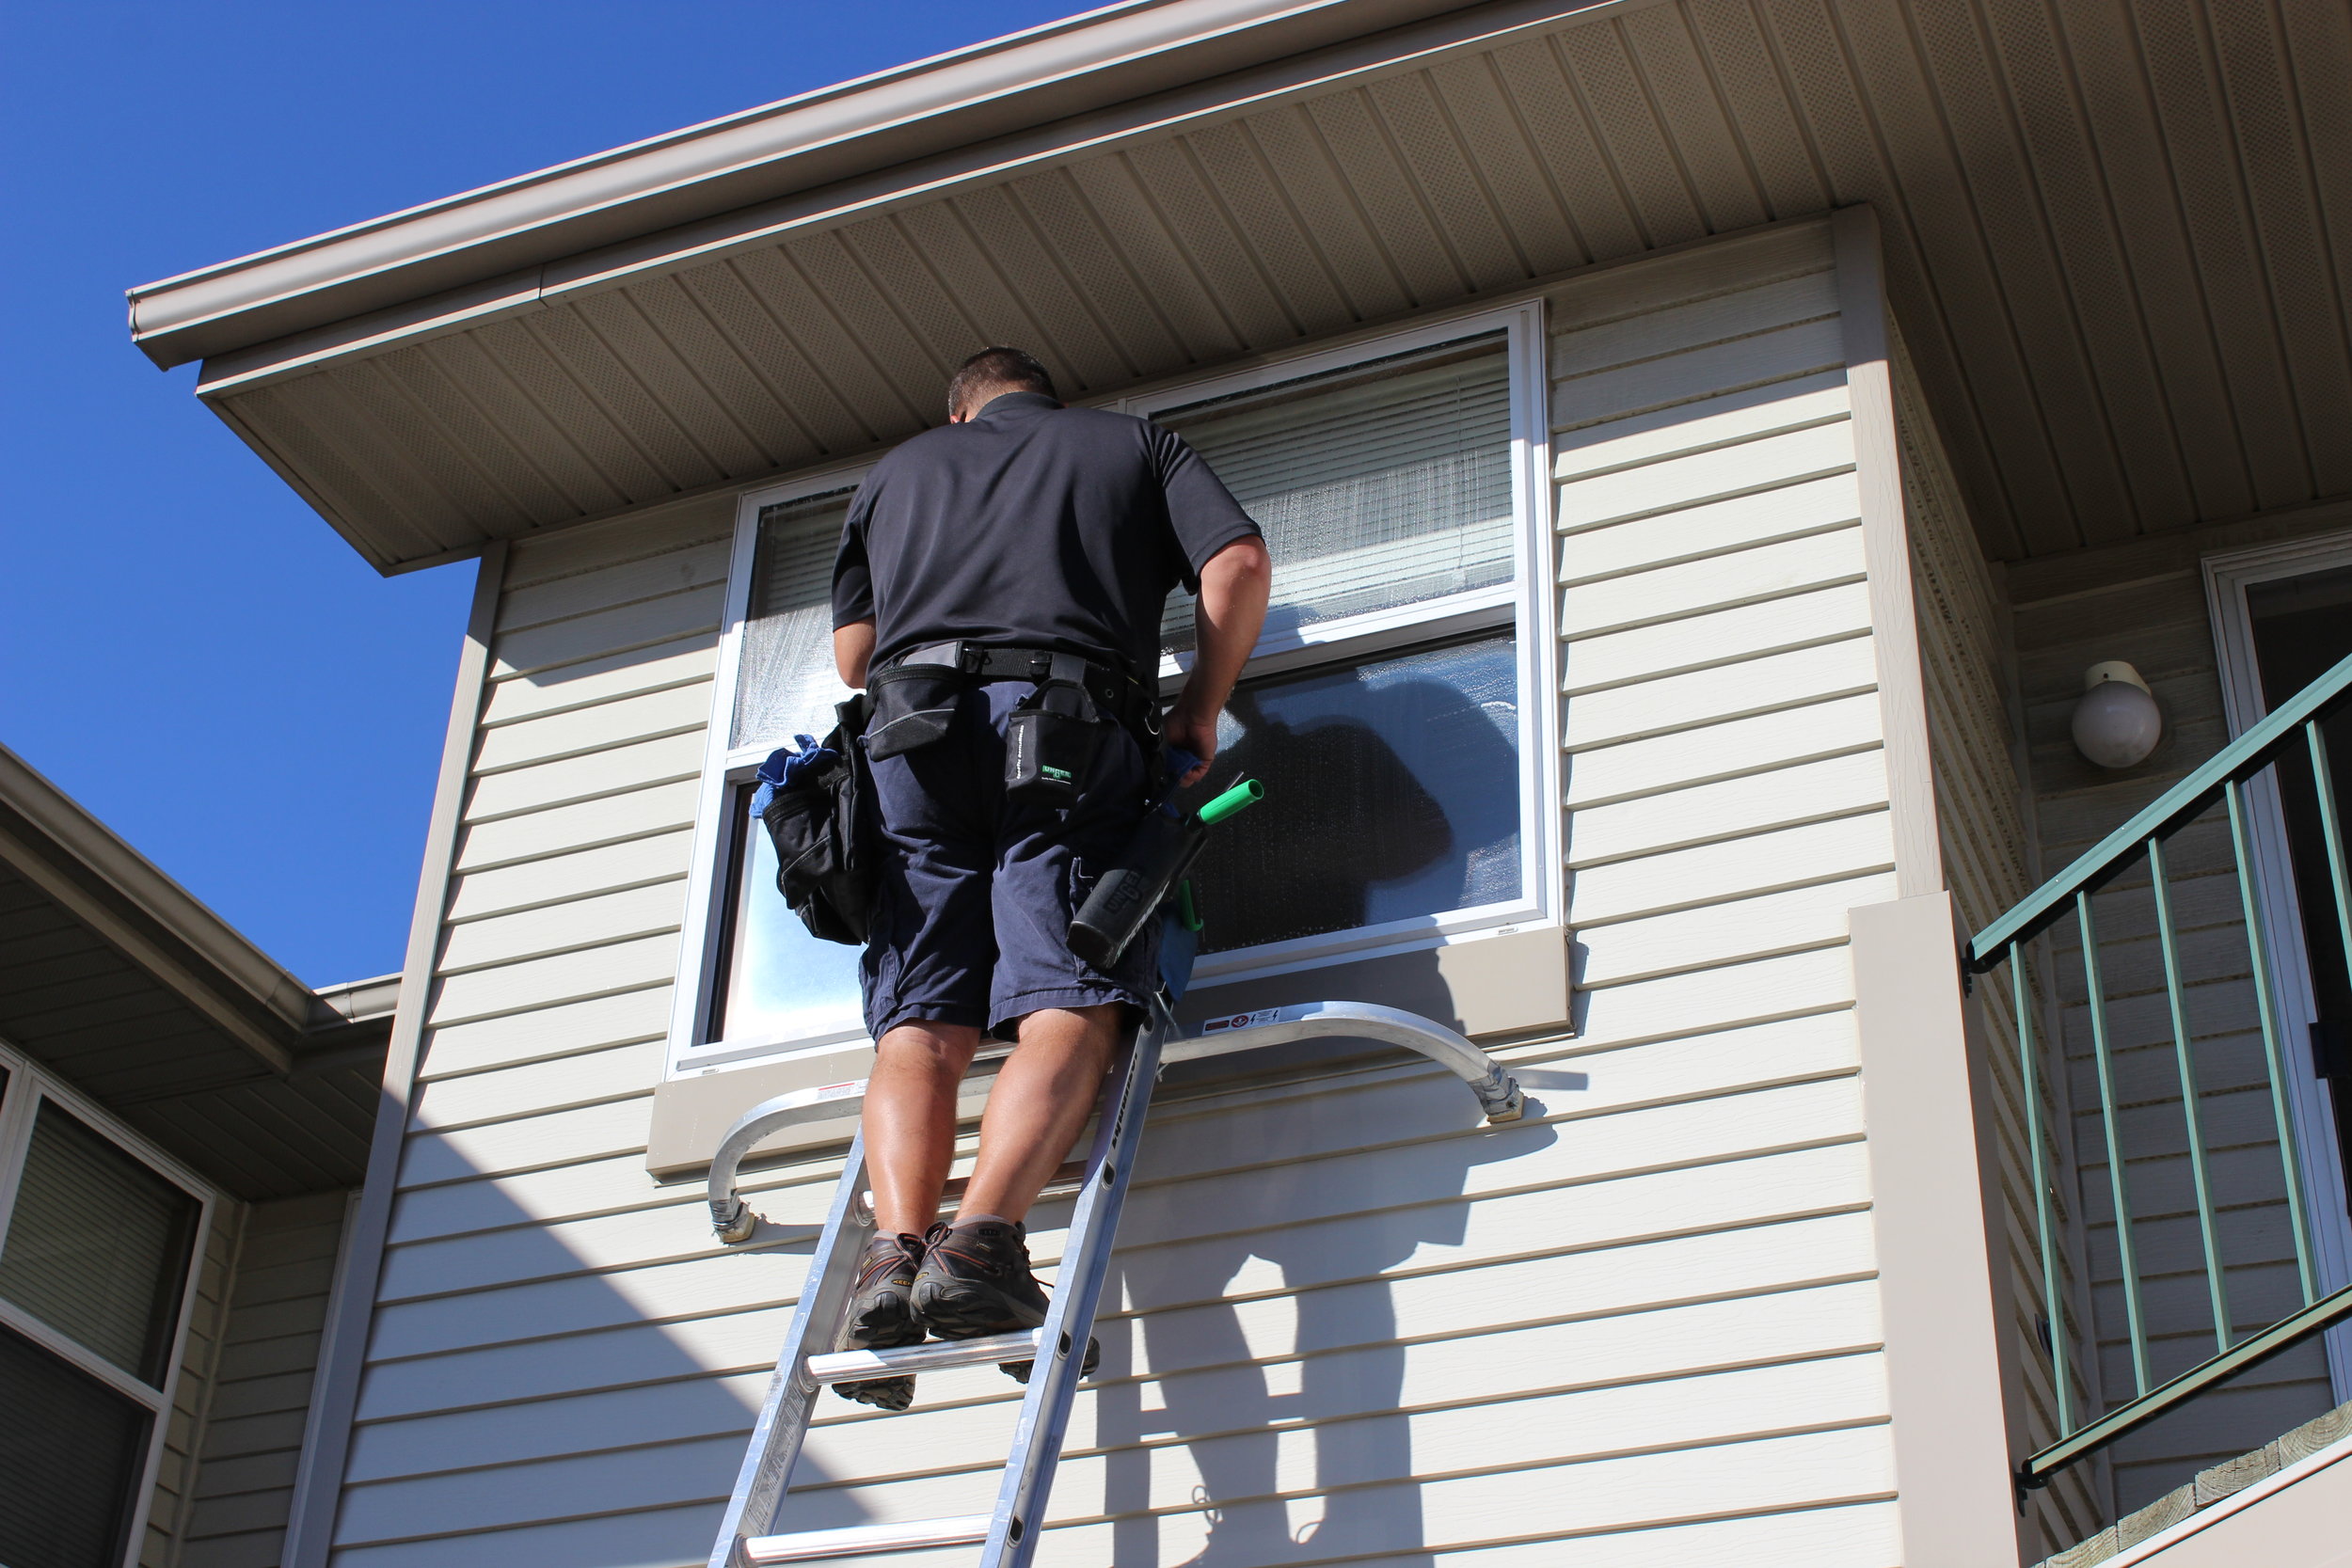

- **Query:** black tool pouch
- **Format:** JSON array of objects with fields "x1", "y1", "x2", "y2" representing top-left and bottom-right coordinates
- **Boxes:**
[
  {"x1": 863, "y1": 665, "x2": 963, "y2": 760},
  {"x1": 1006, "y1": 678, "x2": 1104, "y2": 805},
  {"x1": 758, "y1": 697, "x2": 875, "y2": 945}
]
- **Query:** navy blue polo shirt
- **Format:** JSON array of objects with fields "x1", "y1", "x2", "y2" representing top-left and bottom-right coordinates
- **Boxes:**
[{"x1": 831, "y1": 391, "x2": 1261, "y2": 677}]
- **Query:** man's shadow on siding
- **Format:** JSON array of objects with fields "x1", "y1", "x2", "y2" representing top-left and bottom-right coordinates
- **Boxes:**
[{"x1": 1088, "y1": 1031, "x2": 1567, "y2": 1567}]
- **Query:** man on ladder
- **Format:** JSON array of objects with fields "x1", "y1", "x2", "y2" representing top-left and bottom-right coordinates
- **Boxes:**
[{"x1": 826, "y1": 345, "x2": 1270, "y2": 1412}]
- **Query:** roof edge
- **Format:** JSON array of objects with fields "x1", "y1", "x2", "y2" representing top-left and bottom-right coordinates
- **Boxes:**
[
  {"x1": 127, "y1": 0, "x2": 1551, "y2": 368},
  {"x1": 0, "y1": 742, "x2": 322, "y2": 1034}
]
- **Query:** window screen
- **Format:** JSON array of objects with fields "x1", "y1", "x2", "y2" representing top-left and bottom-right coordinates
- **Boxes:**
[
  {"x1": 733, "y1": 489, "x2": 858, "y2": 749},
  {"x1": 1187, "y1": 636, "x2": 1521, "y2": 953},
  {"x1": 0, "y1": 1324, "x2": 148, "y2": 1568},
  {"x1": 1156, "y1": 337, "x2": 1514, "y2": 653},
  {"x1": 0, "y1": 1101, "x2": 198, "y2": 1384}
]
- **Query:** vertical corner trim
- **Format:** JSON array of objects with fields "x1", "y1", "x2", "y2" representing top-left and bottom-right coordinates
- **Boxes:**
[
  {"x1": 280, "y1": 543, "x2": 508, "y2": 1568},
  {"x1": 1850, "y1": 890, "x2": 2026, "y2": 1567},
  {"x1": 1834, "y1": 204, "x2": 1943, "y2": 898}
]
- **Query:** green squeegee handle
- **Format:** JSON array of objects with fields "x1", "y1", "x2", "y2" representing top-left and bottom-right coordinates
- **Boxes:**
[{"x1": 1196, "y1": 778, "x2": 1264, "y2": 826}]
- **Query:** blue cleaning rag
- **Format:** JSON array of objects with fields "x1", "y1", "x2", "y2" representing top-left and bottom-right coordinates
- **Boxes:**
[{"x1": 748, "y1": 735, "x2": 834, "y2": 818}]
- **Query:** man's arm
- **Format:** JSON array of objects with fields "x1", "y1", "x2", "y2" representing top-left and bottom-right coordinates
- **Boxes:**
[
  {"x1": 835, "y1": 620, "x2": 876, "y2": 689},
  {"x1": 1163, "y1": 535, "x2": 1271, "y2": 787}
]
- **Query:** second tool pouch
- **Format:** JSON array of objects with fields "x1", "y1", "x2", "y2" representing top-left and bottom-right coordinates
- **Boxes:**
[
  {"x1": 862, "y1": 664, "x2": 964, "y2": 760},
  {"x1": 1005, "y1": 674, "x2": 1104, "y2": 805}
]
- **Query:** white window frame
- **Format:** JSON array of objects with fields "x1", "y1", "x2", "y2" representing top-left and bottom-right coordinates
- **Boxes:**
[
  {"x1": 2204, "y1": 531, "x2": 2352, "y2": 1404},
  {"x1": 0, "y1": 1033, "x2": 215, "y2": 1568},
  {"x1": 665, "y1": 300, "x2": 1558, "y2": 1082}
]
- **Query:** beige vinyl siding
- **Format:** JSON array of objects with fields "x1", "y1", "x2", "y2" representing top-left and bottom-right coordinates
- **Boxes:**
[
  {"x1": 177, "y1": 1192, "x2": 351, "y2": 1568},
  {"x1": 138, "y1": 1200, "x2": 239, "y2": 1566},
  {"x1": 1890, "y1": 332, "x2": 2108, "y2": 1554},
  {"x1": 2006, "y1": 506, "x2": 2352, "y2": 1514},
  {"x1": 315, "y1": 222, "x2": 1930, "y2": 1567}
]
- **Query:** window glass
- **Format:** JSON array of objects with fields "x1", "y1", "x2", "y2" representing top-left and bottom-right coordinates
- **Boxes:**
[
  {"x1": 715, "y1": 783, "x2": 866, "y2": 1046},
  {"x1": 1155, "y1": 337, "x2": 1513, "y2": 652},
  {"x1": 0, "y1": 1324, "x2": 148, "y2": 1568},
  {"x1": 734, "y1": 489, "x2": 858, "y2": 750},
  {"x1": 1187, "y1": 636, "x2": 1521, "y2": 953},
  {"x1": 0, "y1": 1101, "x2": 198, "y2": 1383}
]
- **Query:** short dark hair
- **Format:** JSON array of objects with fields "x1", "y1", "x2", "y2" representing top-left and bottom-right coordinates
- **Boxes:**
[{"x1": 948, "y1": 346, "x2": 1056, "y2": 418}]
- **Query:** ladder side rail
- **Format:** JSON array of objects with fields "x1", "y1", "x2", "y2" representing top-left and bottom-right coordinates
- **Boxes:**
[
  {"x1": 708, "y1": 1133, "x2": 875, "y2": 1568},
  {"x1": 977, "y1": 1008, "x2": 1171, "y2": 1568}
]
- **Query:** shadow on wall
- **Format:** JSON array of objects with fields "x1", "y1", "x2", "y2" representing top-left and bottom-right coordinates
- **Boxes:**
[
  {"x1": 330, "y1": 1129, "x2": 874, "y2": 1565},
  {"x1": 1090, "y1": 1079, "x2": 1565, "y2": 1567}
]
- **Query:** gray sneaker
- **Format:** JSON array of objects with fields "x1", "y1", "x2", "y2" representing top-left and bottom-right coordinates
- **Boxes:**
[
  {"x1": 912, "y1": 1218, "x2": 1097, "y2": 1383},
  {"x1": 834, "y1": 1231, "x2": 925, "y2": 1411}
]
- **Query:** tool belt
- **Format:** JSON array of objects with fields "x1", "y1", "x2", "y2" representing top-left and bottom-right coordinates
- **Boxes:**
[{"x1": 865, "y1": 641, "x2": 1152, "y2": 805}]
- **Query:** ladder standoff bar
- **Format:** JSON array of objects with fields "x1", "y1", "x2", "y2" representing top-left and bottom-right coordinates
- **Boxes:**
[{"x1": 706, "y1": 999, "x2": 1523, "y2": 1242}]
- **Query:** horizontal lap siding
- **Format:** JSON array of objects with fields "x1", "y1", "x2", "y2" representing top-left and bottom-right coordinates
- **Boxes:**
[
  {"x1": 180, "y1": 1193, "x2": 350, "y2": 1568},
  {"x1": 324, "y1": 229, "x2": 1911, "y2": 1567},
  {"x1": 2008, "y1": 522, "x2": 2344, "y2": 1516},
  {"x1": 1890, "y1": 332, "x2": 2106, "y2": 1552}
]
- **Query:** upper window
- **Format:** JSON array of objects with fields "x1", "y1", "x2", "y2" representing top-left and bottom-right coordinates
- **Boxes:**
[
  {"x1": 669, "y1": 303, "x2": 1553, "y2": 1077},
  {"x1": 0, "y1": 1046, "x2": 207, "y2": 1568}
]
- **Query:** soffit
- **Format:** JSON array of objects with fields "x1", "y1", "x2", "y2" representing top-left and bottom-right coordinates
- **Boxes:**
[{"x1": 195, "y1": 0, "x2": 2352, "y2": 570}]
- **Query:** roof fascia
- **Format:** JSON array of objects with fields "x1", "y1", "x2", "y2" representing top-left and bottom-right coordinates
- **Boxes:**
[
  {"x1": 0, "y1": 745, "x2": 316, "y2": 1047},
  {"x1": 142, "y1": 0, "x2": 1640, "y2": 372},
  {"x1": 193, "y1": 0, "x2": 1652, "y2": 398}
]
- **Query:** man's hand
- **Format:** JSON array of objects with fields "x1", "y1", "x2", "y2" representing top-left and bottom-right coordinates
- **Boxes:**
[
  {"x1": 1161, "y1": 707, "x2": 1219, "y2": 788},
  {"x1": 1165, "y1": 534, "x2": 1270, "y2": 790}
]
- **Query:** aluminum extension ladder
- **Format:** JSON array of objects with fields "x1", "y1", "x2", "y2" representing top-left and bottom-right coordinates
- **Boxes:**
[{"x1": 702, "y1": 942, "x2": 1524, "y2": 1567}]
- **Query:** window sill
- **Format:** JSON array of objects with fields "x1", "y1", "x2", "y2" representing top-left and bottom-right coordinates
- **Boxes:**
[{"x1": 644, "y1": 924, "x2": 1566, "y2": 1177}]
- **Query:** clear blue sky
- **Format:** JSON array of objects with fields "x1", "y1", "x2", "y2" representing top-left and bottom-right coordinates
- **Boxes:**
[{"x1": 0, "y1": 2, "x2": 1091, "y2": 985}]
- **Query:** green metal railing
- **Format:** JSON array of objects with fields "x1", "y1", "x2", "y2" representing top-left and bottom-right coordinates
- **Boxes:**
[{"x1": 1969, "y1": 648, "x2": 2352, "y2": 1489}]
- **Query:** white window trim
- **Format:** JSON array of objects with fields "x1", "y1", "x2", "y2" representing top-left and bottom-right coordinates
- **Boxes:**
[
  {"x1": 665, "y1": 299, "x2": 1558, "y2": 1082},
  {"x1": 2203, "y1": 531, "x2": 2352, "y2": 1405},
  {"x1": 0, "y1": 1032, "x2": 217, "y2": 1568}
]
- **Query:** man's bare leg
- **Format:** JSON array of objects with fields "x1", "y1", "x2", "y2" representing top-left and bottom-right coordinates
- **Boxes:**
[
  {"x1": 956, "y1": 1004, "x2": 1122, "y2": 1224},
  {"x1": 863, "y1": 1020, "x2": 981, "y2": 1237}
]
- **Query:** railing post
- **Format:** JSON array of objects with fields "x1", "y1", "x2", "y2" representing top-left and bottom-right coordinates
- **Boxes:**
[
  {"x1": 2011, "y1": 942, "x2": 2069, "y2": 1434},
  {"x1": 2147, "y1": 836, "x2": 2232, "y2": 1354},
  {"x1": 2227, "y1": 780, "x2": 2320, "y2": 1307},
  {"x1": 2078, "y1": 889, "x2": 2151, "y2": 1395}
]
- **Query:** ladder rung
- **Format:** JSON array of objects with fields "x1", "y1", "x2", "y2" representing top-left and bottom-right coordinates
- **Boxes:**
[
  {"x1": 740, "y1": 1513, "x2": 992, "y2": 1562},
  {"x1": 804, "y1": 1330, "x2": 1040, "y2": 1384}
]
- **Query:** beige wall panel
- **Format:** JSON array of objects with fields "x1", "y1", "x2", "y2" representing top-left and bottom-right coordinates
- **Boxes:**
[
  {"x1": 1566, "y1": 636, "x2": 1878, "y2": 749},
  {"x1": 414, "y1": 987, "x2": 674, "y2": 1081},
  {"x1": 444, "y1": 828, "x2": 695, "y2": 923},
  {"x1": 470, "y1": 682, "x2": 712, "y2": 774},
  {"x1": 496, "y1": 538, "x2": 732, "y2": 633},
  {"x1": 422, "y1": 934, "x2": 678, "y2": 1027},
  {"x1": 436, "y1": 879, "x2": 687, "y2": 974},
  {"x1": 1564, "y1": 580, "x2": 1872, "y2": 692},
  {"x1": 1565, "y1": 693, "x2": 1884, "y2": 808},
  {"x1": 488, "y1": 583, "x2": 725, "y2": 680},
  {"x1": 1551, "y1": 372, "x2": 1848, "y2": 479},
  {"x1": 1551, "y1": 316, "x2": 1847, "y2": 433},
  {"x1": 409, "y1": 1038, "x2": 664, "y2": 1132},
  {"x1": 1561, "y1": 471, "x2": 1862, "y2": 579},
  {"x1": 1561, "y1": 525, "x2": 1867, "y2": 637},
  {"x1": 1553, "y1": 420, "x2": 1855, "y2": 531},
  {"x1": 475, "y1": 635, "x2": 717, "y2": 728},
  {"x1": 1567, "y1": 749, "x2": 1888, "y2": 866},
  {"x1": 456, "y1": 771, "x2": 700, "y2": 861},
  {"x1": 1568, "y1": 811, "x2": 1896, "y2": 926}
]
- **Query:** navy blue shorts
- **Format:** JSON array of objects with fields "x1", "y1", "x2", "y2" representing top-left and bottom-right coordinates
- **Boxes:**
[{"x1": 860, "y1": 681, "x2": 1158, "y2": 1040}]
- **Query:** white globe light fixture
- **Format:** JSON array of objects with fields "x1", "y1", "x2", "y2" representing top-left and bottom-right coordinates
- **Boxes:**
[{"x1": 2072, "y1": 661, "x2": 2163, "y2": 769}]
